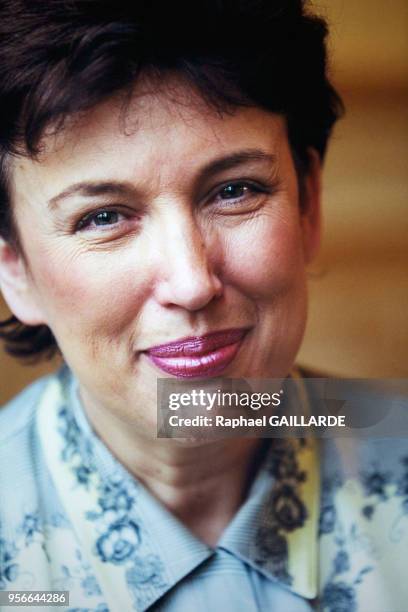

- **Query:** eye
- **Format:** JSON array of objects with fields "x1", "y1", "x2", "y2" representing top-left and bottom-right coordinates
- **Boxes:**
[
  {"x1": 211, "y1": 181, "x2": 270, "y2": 211},
  {"x1": 219, "y1": 183, "x2": 251, "y2": 201},
  {"x1": 92, "y1": 210, "x2": 120, "y2": 226},
  {"x1": 76, "y1": 208, "x2": 125, "y2": 231}
]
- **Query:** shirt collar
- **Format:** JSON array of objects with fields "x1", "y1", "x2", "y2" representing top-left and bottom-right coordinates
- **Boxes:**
[
  {"x1": 65, "y1": 369, "x2": 213, "y2": 608},
  {"x1": 65, "y1": 367, "x2": 319, "y2": 605},
  {"x1": 123, "y1": 436, "x2": 320, "y2": 607},
  {"x1": 218, "y1": 434, "x2": 320, "y2": 600},
  {"x1": 216, "y1": 369, "x2": 319, "y2": 599}
]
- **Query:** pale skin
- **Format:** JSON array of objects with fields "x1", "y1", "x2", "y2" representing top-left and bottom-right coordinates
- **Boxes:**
[{"x1": 0, "y1": 78, "x2": 321, "y2": 546}]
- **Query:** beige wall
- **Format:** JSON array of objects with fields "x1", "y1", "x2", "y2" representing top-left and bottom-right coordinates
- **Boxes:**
[
  {"x1": 1, "y1": 1, "x2": 407, "y2": 404},
  {"x1": 323, "y1": 0, "x2": 408, "y2": 92},
  {"x1": 298, "y1": 0, "x2": 408, "y2": 375}
]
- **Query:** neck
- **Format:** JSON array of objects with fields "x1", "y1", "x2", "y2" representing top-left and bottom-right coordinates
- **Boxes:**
[
  {"x1": 130, "y1": 437, "x2": 263, "y2": 545},
  {"x1": 80, "y1": 389, "x2": 265, "y2": 546}
]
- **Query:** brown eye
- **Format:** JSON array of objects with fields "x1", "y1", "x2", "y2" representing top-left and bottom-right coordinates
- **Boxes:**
[
  {"x1": 212, "y1": 181, "x2": 269, "y2": 209},
  {"x1": 220, "y1": 184, "x2": 249, "y2": 200}
]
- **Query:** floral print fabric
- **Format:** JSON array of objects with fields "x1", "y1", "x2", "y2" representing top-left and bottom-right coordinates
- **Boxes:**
[{"x1": 0, "y1": 368, "x2": 407, "y2": 611}]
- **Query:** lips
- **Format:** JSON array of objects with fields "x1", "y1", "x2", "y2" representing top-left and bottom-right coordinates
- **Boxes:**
[{"x1": 144, "y1": 328, "x2": 248, "y2": 378}]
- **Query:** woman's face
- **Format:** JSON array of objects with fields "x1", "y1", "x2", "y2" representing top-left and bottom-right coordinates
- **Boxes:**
[{"x1": 4, "y1": 79, "x2": 320, "y2": 436}]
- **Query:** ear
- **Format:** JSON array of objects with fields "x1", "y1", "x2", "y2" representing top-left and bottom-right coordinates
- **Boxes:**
[
  {"x1": 300, "y1": 148, "x2": 322, "y2": 264},
  {"x1": 0, "y1": 238, "x2": 46, "y2": 325}
]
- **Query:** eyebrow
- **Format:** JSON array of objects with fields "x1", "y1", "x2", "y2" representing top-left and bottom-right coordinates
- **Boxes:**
[
  {"x1": 47, "y1": 148, "x2": 276, "y2": 209},
  {"x1": 48, "y1": 181, "x2": 137, "y2": 210},
  {"x1": 199, "y1": 149, "x2": 276, "y2": 181}
]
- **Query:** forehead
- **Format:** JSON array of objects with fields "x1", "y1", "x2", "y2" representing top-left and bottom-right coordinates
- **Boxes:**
[{"x1": 11, "y1": 79, "x2": 289, "y2": 201}]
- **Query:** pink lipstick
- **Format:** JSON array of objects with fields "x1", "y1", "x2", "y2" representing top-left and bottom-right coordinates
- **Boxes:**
[{"x1": 145, "y1": 328, "x2": 248, "y2": 378}]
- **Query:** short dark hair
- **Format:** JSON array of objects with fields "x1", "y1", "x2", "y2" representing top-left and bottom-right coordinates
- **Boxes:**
[{"x1": 0, "y1": 0, "x2": 343, "y2": 360}]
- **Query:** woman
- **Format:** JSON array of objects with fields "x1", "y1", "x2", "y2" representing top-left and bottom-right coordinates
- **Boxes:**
[{"x1": 0, "y1": 1, "x2": 406, "y2": 610}]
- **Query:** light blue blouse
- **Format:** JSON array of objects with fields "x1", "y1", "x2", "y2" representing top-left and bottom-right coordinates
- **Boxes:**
[{"x1": 0, "y1": 367, "x2": 407, "y2": 611}]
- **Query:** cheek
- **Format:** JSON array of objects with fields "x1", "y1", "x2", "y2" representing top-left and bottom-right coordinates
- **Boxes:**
[
  {"x1": 221, "y1": 211, "x2": 306, "y2": 298},
  {"x1": 29, "y1": 245, "x2": 152, "y2": 340}
]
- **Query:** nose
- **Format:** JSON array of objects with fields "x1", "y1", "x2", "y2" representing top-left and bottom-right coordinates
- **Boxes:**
[{"x1": 153, "y1": 211, "x2": 223, "y2": 311}]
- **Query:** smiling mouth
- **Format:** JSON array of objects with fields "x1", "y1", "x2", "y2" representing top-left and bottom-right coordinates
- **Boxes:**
[{"x1": 144, "y1": 328, "x2": 249, "y2": 378}]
